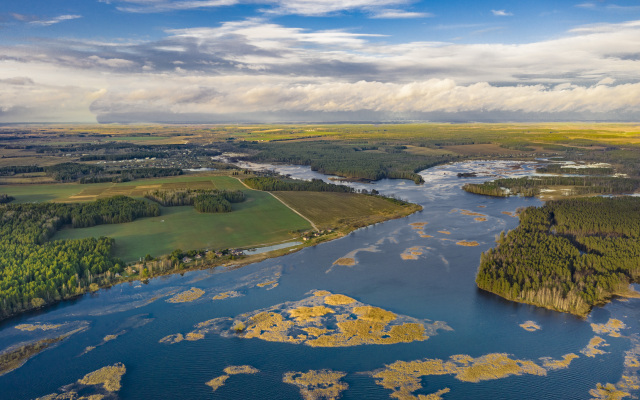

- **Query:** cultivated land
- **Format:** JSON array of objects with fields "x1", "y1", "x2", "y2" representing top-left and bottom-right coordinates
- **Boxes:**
[{"x1": 272, "y1": 191, "x2": 421, "y2": 231}]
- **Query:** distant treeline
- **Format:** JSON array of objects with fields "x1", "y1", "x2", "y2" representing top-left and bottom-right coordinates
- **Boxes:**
[
  {"x1": 145, "y1": 189, "x2": 245, "y2": 213},
  {"x1": 78, "y1": 167, "x2": 183, "y2": 184},
  {"x1": 79, "y1": 152, "x2": 168, "y2": 161},
  {"x1": 536, "y1": 164, "x2": 614, "y2": 175},
  {"x1": 0, "y1": 163, "x2": 183, "y2": 183},
  {"x1": 0, "y1": 165, "x2": 44, "y2": 176},
  {"x1": 243, "y1": 177, "x2": 355, "y2": 193},
  {"x1": 244, "y1": 141, "x2": 455, "y2": 184},
  {"x1": 462, "y1": 176, "x2": 640, "y2": 197},
  {"x1": 476, "y1": 197, "x2": 640, "y2": 316},
  {"x1": 0, "y1": 196, "x2": 159, "y2": 319}
]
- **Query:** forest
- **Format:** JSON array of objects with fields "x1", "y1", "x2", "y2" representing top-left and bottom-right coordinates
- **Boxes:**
[
  {"x1": 144, "y1": 189, "x2": 245, "y2": 213},
  {"x1": 0, "y1": 196, "x2": 159, "y2": 319},
  {"x1": 243, "y1": 177, "x2": 355, "y2": 193},
  {"x1": 535, "y1": 164, "x2": 614, "y2": 175},
  {"x1": 243, "y1": 141, "x2": 455, "y2": 183},
  {"x1": 462, "y1": 176, "x2": 640, "y2": 197},
  {"x1": 476, "y1": 197, "x2": 640, "y2": 316}
]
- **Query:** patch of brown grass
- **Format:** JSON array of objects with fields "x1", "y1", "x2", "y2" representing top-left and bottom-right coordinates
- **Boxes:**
[
  {"x1": 167, "y1": 287, "x2": 205, "y2": 303},
  {"x1": 283, "y1": 370, "x2": 348, "y2": 400},
  {"x1": 78, "y1": 363, "x2": 126, "y2": 392},
  {"x1": 582, "y1": 336, "x2": 609, "y2": 357},
  {"x1": 333, "y1": 258, "x2": 356, "y2": 266},
  {"x1": 519, "y1": 321, "x2": 541, "y2": 332}
]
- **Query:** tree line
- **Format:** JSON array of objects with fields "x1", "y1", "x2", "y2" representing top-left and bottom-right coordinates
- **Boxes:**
[
  {"x1": 144, "y1": 189, "x2": 245, "y2": 213},
  {"x1": 536, "y1": 164, "x2": 614, "y2": 175},
  {"x1": 476, "y1": 197, "x2": 640, "y2": 316},
  {"x1": 0, "y1": 196, "x2": 159, "y2": 319},
  {"x1": 243, "y1": 177, "x2": 355, "y2": 192},
  {"x1": 463, "y1": 176, "x2": 640, "y2": 197}
]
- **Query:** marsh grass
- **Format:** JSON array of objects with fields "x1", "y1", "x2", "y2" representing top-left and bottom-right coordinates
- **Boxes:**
[
  {"x1": 206, "y1": 375, "x2": 229, "y2": 392},
  {"x1": 592, "y1": 319, "x2": 627, "y2": 338},
  {"x1": 283, "y1": 369, "x2": 348, "y2": 400},
  {"x1": 519, "y1": 321, "x2": 541, "y2": 332},
  {"x1": 456, "y1": 241, "x2": 479, "y2": 247},
  {"x1": 289, "y1": 306, "x2": 335, "y2": 322},
  {"x1": 166, "y1": 291, "x2": 449, "y2": 348},
  {"x1": 167, "y1": 287, "x2": 205, "y2": 303},
  {"x1": 79, "y1": 363, "x2": 126, "y2": 392},
  {"x1": 582, "y1": 336, "x2": 609, "y2": 357},
  {"x1": 212, "y1": 291, "x2": 243, "y2": 300},
  {"x1": 14, "y1": 323, "x2": 61, "y2": 332},
  {"x1": 333, "y1": 258, "x2": 356, "y2": 266},
  {"x1": 589, "y1": 383, "x2": 631, "y2": 400},
  {"x1": 373, "y1": 353, "x2": 549, "y2": 399},
  {"x1": 224, "y1": 365, "x2": 259, "y2": 375},
  {"x1": 323, "y1": 294, "x2": 355, "y2": 306},
  {"x1": 541, "y1": 354, "x2": 579, "y2": 370}
]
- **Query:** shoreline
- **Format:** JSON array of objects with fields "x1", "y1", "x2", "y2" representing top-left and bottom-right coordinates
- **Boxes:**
[{"x1": 0, "y1": 199, "x2": 421, "y2": 325}]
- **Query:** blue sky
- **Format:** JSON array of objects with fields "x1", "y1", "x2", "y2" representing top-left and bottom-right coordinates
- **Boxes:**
[{"x1": 1, "y1": 0, "x2": 640, "y2": 122}]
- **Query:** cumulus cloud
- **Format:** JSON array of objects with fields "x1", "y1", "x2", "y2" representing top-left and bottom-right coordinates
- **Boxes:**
[
  {"x1": 29, "y1": 15, "x2": 82, "y2": 26},
  {"x1": 2, "y1": 18, "x2": 640, "y2": 122}
]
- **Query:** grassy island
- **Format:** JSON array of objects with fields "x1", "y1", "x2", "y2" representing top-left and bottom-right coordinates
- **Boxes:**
[{"x1": 477, "y1": 197, "x2": 640, "y2": 316}]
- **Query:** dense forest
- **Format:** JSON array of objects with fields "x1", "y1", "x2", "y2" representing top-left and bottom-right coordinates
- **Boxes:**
[
  {"x1": 476, "y1": 197, "x2": 640, "y2": 316},
  {"x1": 144, "y1": 189, "x2": 245, "y2": 213},
  {"x1": 0, "y1": 196, "x2": 159, "y2": 319},
  {"x1": 244, "y1": 141, "x2": 455, "y2": 183},
  {"x1": 535, "y1": 164, "x2": 614, "y2": 175},
  {"x1": 243, "y1": 177, "x2": 355, "y2": 193},
  {"x1": 462, "y1": 176, "x2": 640, "y2": 197}
]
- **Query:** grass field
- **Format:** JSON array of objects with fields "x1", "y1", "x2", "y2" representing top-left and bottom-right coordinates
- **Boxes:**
[
  {"x1": 3, "y1": 174, "x2": 247, "y2": 203},
  {"x1": 53, "y1": 187, "x2": 311, "y2": 261},
  {"x1": 272, "y1": 191, "x2": 420, "y2": 230}
]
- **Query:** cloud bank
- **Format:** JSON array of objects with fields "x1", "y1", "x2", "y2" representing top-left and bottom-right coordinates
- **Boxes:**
[{"x1": 1, "y1": 18, "x2": 640, "y2": 122}]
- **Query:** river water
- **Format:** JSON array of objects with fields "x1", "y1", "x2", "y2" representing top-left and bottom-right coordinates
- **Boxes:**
[{"x1": 1, "y1": 161, "x2": 638, "y2": 399}]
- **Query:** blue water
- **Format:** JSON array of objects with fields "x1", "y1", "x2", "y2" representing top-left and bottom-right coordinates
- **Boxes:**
[{"x1": 1, "y1": 161, "x2": 638, "y2": 399}]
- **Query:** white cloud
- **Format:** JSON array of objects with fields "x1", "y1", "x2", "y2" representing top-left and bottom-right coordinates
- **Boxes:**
[
  {"x1": 29, "y1": 15, "x2": 82, "y2": 26},
  {"x1": 105, "y1": 0, "x2": 425, "y2": 17},
  {"x1": 370, "y1": 9, "x2": 432, "y2": 18},
  {"x1": 491, "y1": 9, "x2": 513, "y2": 16},
  {"x1": 3, "y1": 19, "x2": 640, "y2": 121}
]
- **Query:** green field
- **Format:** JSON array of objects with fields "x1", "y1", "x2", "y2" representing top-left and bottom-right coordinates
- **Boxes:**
[
  {"x1": 3, "y1": 174, "x2": 247, "y2": 203},
  {"x1": 53, "y1": 188, "x2": 311, "y2": 262},
  {"x1": 273, "y1": 191, "x2": 421, "y2": 230}
]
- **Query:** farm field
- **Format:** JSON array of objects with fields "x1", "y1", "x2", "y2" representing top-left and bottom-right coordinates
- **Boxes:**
[
  {"x1": 272, "y1": 191, "x2": 421, "y2": 230},
  {"x1": 3, "y1": 174, "x2": 246, "y2": 203},
  {"x1": 53, "y1": 188, "x2": 311, "y2": 262}
]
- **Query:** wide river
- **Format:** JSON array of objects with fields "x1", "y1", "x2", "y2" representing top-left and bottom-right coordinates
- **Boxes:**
[{"x1": 1, "y1": 161, "x2": 638, "y2": 399}]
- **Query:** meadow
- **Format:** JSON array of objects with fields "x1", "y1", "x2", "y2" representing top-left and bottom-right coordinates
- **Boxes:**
[
  {"x1": 273, "y1": 191, "x2": 421, "y2": 231},
  {"x1": 42, "y1": 175, "x2": 311, "y2": 261}
]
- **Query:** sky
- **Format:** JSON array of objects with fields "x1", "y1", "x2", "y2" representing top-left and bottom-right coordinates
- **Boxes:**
[{"x1": 1, "y1": 0, "x2": 640, "y2": 123}]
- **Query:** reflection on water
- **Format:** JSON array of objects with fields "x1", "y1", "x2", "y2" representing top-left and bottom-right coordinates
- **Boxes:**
[{"x1": 1, "y1": 160, "x2": 638, "y2": 399}]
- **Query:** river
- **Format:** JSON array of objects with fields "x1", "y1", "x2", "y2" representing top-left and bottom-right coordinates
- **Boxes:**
[{"x1": 0, "y1": 160, "x2": 638, "y2": 399}]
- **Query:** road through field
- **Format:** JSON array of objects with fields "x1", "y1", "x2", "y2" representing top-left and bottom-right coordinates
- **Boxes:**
[{"x1": 236, "y1": 177, "x2": 319, "y2": 231}]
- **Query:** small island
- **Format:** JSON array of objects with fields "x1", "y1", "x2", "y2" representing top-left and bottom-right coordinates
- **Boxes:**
[{"x1": 476, "y1": 197, "x2": 640, "y2": 316}]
